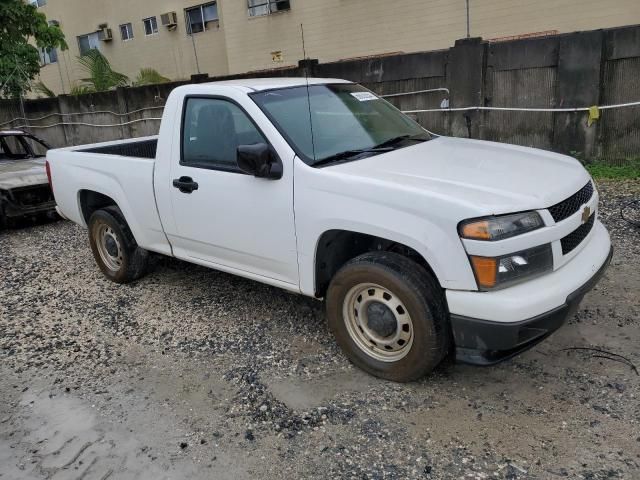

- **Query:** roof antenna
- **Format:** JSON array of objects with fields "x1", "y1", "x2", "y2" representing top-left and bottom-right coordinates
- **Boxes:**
[{"x1": 300, "y1": 23, "x2": 316, "y2": 161}]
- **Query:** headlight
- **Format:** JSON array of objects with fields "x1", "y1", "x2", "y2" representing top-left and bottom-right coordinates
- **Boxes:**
[
  {"x1": 469, "y1": 244, "x2": 553, "y2": 290},
  {"x1": 459, "y1": 211, "x2": 544, "y2": 241}
]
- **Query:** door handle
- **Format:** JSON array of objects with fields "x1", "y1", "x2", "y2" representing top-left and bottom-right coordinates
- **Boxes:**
[{"x1": 172, "y1": 176, "x2": 199, "y2": 194}]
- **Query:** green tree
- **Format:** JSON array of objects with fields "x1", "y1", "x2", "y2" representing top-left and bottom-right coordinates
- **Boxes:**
[
  {"x1": 0, "y1": 0, "x2": 67, "y2": 98},
  {"x1": 74, "y1": 49, "x2": 128, "y2": 93}
]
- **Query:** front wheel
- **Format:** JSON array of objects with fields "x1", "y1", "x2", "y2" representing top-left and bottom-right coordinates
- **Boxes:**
[
  {"x1": 326, "y1": 252, "x2": 450, "y2": 382},
  {"x1": 88, "y1": 206, "x2": 149, "y2": 284}
]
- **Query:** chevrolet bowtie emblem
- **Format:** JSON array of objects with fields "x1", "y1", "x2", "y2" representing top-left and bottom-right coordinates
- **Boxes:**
[{"x1": 581, "y1": 206, "x2": 591, "y2": 224}]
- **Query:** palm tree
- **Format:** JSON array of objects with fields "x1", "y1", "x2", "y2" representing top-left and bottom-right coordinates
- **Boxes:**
[
  {"x1": 33, "y1": 80, "x2": 56, "y2": 98},
  {"x1": 133, "y1": 68, "x2": 170, "y2": 87},
  {"x1": 69, "y1": 84, "x2": 95, "y2": 96},
  {"x1": 75, "y1": 49, "x2": 128, "y2": 93}
]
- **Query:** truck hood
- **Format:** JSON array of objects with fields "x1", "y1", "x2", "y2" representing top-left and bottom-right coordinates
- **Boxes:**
[
  {"x1": 0, "y1": 158, "x2": 48, "y2": 190},
  {"x1": 329, "y1": 136, "x2": 591, "y2": 214}
]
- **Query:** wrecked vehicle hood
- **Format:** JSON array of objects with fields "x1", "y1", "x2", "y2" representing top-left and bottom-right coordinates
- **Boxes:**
[{"x1": 0, "y1": 158, "x2": 48, "y2": 190}]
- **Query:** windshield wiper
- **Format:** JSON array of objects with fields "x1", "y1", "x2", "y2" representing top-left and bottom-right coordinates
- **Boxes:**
[
  {"x1": 372, "y1": 133, "x2": 429, "y2": 149},
  {"x1": 312, "y1": 147, "x2": 394, "y2": 167},
  {"x1": 312, "y1": 134, "x2": 430, "y2": 167}
]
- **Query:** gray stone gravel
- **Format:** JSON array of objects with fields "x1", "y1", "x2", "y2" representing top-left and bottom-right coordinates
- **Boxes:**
[{"x1": 0, "y1": 179, "x2": 638, "y2": 479}]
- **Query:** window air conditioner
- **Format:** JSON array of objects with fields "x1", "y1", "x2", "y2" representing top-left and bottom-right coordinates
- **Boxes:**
[
  {"x1": 98, "y1": 27, "x2": 113, "y2": 41},
  {"x1": 161, "y1": 12, "x2": 178, "y2": 29}
]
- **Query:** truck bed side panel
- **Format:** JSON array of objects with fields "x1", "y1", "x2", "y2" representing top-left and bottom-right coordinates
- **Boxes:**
[{"x1": 47, "y1": 149, "x2": 171, "y2": 256}]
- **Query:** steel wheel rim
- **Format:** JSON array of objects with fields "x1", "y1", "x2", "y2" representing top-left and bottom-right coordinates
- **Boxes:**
[
  {"x1": 343, "y1": 283, "x2": 414, "y2": 362},
  {"x1": 94, "y1": 223, "x2": 123, "y2": 272}
]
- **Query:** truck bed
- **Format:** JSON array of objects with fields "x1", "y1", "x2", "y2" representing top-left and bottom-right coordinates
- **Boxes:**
[
  {"x1": 46, "y1": 134, "x2": 170, "y2": 256},
  {"x1": 77, "y1": 138, "x2": 157, "y2": 159}
]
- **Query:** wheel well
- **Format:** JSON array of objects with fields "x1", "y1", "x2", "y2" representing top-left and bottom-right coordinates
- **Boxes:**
[
  {"x1": 79, "y1": 190, "x2": 117, "y2": 224},
  {"x1": 314, "y1": 230, "x2": 438, "y2": 298}
]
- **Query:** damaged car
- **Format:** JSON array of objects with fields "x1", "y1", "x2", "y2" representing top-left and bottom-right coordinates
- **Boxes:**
[{"x1": 0, "y1": 130, "x2": 56, "y2": 228}]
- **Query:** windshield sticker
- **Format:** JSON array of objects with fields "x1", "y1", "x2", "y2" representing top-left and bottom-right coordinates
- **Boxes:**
[{"x1": 350, "y1": 92, "x2": 379, "y2": 102}]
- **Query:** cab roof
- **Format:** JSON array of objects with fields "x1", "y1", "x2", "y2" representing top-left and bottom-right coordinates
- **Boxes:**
[{"x1": 198, "y1": 77, "x2": 351, "y2": 92}]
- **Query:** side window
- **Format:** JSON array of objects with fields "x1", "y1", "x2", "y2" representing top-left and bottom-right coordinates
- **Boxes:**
[{"x1": 182, "y1": 98, "x2": 267, "y2": 171}]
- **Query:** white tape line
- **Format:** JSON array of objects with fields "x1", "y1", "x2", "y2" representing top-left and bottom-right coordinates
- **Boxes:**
[
  {"x1": 11, "y1": 117, "x2": 163, "y2": 129},
  {"x1": 0, "y1": 106, "x2": 165, "y2": 127},
  {"x1": 402, "y1": 101, "x2": 640, "y2": 114}
]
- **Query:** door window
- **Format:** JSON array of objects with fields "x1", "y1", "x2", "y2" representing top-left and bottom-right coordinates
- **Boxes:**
[{"x1": 182, "y1": 98, "x2": 267, "y2": 171}]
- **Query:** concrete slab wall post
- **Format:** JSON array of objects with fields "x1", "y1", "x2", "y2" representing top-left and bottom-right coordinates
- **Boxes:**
[
  {"x1": 298, "y1": 59, "x2": 319, "y2": 78},
  {"x1": 552, "y1": 30, "x2": 604, "y2": 159},
  {"x1": 56, "y1": 95, "x2": 75, "y2": 147},
  {"x1": 115, "y1": 87, "x2": 132, "y2": 140},
  {"x1": 446, "y1": 37, "x2": 487, "y2": 139},
  {"x1": 190, "y1": 74, "x2": 210, "y2": 84}
]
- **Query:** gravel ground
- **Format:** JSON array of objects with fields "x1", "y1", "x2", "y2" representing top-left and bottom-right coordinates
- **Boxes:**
[{"x1": 1, "y1": 180, "x2": 639, "y2": 480}]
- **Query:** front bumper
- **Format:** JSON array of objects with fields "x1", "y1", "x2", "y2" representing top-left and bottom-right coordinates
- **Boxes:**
[
  {"x1": 1, "y1": 184, "x2": 56, "y2": 219},
  {"x1": 4, "y1": 200, "x2": 56, "y2": 218},
  {"x1": 448, "y1": 221, "x2": 613, "y2": 365}
]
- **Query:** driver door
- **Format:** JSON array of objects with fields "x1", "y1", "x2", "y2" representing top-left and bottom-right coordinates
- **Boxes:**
[{"x1": 164, "y1": 96, "x2": 299, "y2": 287}]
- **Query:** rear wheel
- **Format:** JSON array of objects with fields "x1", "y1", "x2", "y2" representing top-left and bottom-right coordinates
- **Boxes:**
[
  {"x1": 326, "y1": 252, "x2": 450, "y2": 382},
  {"x1": 0, "y1": 204, "x2": 6, "y2": 230},
  {"x1": 88, "y1": 207, "x2": 148, "y2": 284}
]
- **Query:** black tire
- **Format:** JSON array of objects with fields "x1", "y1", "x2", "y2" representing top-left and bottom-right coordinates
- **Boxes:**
[
  {"x1": 88, "y1": 206, "x2": 149, "y2": 284},
  {"x1": 0, "y1": 204, "x2": 6, "y2": 230},
  {"x1": 326, "y1": 252, "x2": 450, "y2": 382}
]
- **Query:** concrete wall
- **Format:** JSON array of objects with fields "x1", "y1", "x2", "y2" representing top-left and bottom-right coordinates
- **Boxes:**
[
  {"x1": 222, "y1": 0, "x2": 640, "y2": 73},
  {"x1": 32, "y1": 0, "x2": 640, "y2": 96},
  {"x1": 3, "y1": 25, "x2": 639, "y2": 164}
]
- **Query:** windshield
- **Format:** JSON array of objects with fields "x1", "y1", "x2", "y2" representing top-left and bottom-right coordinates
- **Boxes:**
[{"x1": 250, "y1": 83, "x2": 430, "y2": 166}]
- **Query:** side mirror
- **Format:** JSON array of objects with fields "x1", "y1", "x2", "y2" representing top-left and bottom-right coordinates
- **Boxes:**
[{"x1": 237, "y1": 143, "x2": 283, "y2": 180}]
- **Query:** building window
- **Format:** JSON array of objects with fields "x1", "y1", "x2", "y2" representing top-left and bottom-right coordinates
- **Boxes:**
[
  {"x1": 143, "y1": 17, "x2": 158, "y2": 36},
  {"x1": 248, "y1": 0, "x2": 290, "y2": 17},
  {"x1": 77, "y1": 32, "x2": 100, "y2": 56},
  {"x1": 185, "y1": 2, "x2": 218, "y2": 34},
  {"x1": 39, "y1": 47, "x2": 57, "y2": 65},
  {"x1": 29, "y1": 0, "x2": 47, "y2": 7},
  {"x1": 120, "y1": 23, "x2": 134, "y2": 41}
]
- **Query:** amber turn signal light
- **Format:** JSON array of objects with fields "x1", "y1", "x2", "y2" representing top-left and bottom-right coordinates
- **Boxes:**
[
  {"x1": 459, "y1": 212, "x2": 544, "y2": 241},
  {"x1": 469, "y1": 256, "x2": 497, "y2": 288},
  {"x1": 460, "y1": 221, "x2": 491, "y2": 240}
]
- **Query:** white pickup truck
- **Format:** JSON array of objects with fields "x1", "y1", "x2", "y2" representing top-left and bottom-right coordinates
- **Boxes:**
[{"x1": 47, "y1": 78, "x2": 612, "y2": 382}]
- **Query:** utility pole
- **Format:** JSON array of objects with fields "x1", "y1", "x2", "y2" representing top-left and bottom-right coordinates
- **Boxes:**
[
  {"x1": 189, "y1": 29, "x2": 201, "y2": 75},
  {"x1": 466, "y1": 0, "x2": 471, "y2": 38},
  {"x1": 16, "y1": 61, "x2": 28, "y2": 128},
  {"x1": 57, "y1": 55, "x2": 66, "y2": 94}
]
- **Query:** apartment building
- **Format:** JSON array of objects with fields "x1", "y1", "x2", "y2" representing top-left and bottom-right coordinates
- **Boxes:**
[{"x1": 32, "y1": 0, "x2": 640, "y2": 95}]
